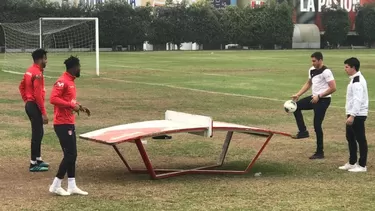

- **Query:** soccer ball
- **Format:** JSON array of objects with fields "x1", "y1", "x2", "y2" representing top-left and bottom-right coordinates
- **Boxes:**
[{"x1": 284, "y1": 100, "x2": 297, "y2": 113}]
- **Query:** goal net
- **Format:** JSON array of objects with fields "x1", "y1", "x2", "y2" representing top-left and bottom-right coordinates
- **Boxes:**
[{"x1": 0, "y1": 17, "x2": 99, "y2": 76}]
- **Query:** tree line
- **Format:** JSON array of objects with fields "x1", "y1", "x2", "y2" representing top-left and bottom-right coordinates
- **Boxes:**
[
  {"x1": 0, "y1": 0, "x2": 294, "y2": 50},
  {"x1": 321, "y1": 2, "x2": 375, "y2": 48},
  {"x1": 0, "y1": 0, "x2": 374, "y2": 50}
]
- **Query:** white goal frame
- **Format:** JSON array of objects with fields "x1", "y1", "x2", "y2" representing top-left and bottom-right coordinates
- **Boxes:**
[{"x1": 39, "y1": 17, "x2": 100, "y2": 76}]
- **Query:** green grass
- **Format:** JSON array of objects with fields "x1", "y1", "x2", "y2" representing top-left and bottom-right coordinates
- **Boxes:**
[{"x1": 1, "y1": 49, "x2": 375, "y2": 210}]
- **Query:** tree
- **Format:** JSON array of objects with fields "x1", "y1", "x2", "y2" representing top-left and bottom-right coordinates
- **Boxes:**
[
  {"x1": 167, "y1": 2, "x2": 191, "y2": 50},
  {"x1": 265, "y1": 0, "x2": 294, "y2": 48},
  {"x1": 238, "y1": 0, "x2": 294, "y2": 49},
  {"x1": 219, "y1": 6, "x2": 244, "y2": 46},
  {"x1": 147, "y1": 6, "x2": 174, "y2": 49},
  {"x1": 95, "y1": 1, "x2": 135, "y2": 48},
  {"x1": 187, "y1": 0, "x2": 222, "y2": 48},
  {"x1": 321, "y1": 3, "x2": 350, "y2": 48},
  {"x1": 131, "y1": 6, "x2": 153, "y2": 50},
  {"x1": 355, "y1": 3, "x2": 375, "y2": 48}
]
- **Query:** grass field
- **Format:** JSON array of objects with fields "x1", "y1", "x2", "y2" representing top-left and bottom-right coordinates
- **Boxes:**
[{"x1": 1, "y1": 49, "x2": 375, "y2": 211}]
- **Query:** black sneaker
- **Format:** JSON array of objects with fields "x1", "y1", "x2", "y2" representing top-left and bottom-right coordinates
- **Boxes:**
[
  {"x1": 37, "y1": 160, "x2": 49, "y2": 167},
  {"x1": 152, "y1": 135, "x2": 172, "y2": 140},
  {"x1": 309, "y1": 152, "x2": 324, "y2": 159},
  {"x1": 29, "y1": 164, "x2": 48, "y2": 172},
  {"x1": 291, "y1": 131, "x2": 309, "y2": 139}
]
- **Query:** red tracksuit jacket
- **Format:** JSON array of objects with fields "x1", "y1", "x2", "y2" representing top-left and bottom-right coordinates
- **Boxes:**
[
  {"x1": 19, "y1": 64, "x2": 47, "y2": 115},
  {"x1": 50, "y1": 72, "x2": 79, "y2": 125}
]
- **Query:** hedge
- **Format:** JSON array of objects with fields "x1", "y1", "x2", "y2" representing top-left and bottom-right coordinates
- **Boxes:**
[
  {"x1": 321, "y1": 4, "x2": 350, "y2": 48},
  {"x1": 0, "y1": 0, "x2": 295, "y2": 50},
  {"x1": 355, "y1": 3, "x2": 375, "y2": 47}
]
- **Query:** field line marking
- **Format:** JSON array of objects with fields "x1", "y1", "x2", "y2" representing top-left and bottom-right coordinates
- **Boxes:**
[
  {"x1": 100, "y1": 77, "x2": 281, "y2": 101},
  {"x1": 2, "y1": 69, "x2": 89, "y2": 77},
  {"x1": 2, "y1": 70, "x2": 58, "y2": 78},
  {"x1": 2, "y1": 69, "x2": 373, "y2": 113},
  {"x1": 107, "y1": 64, "x2": 231, "y2": 76},
  {"x1": 100, "y1": 77, "x2": 375, "y2": 113}
]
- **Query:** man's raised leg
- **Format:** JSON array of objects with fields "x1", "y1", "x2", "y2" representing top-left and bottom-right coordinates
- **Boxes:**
[{"x1": 292, "y1": 96, "x2": 314, "y2": 139}]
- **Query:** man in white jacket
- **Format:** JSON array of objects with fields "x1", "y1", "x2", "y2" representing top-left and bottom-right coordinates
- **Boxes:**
[{"x1": 339, "y1": 57, "x2": 369, "y2": 172}]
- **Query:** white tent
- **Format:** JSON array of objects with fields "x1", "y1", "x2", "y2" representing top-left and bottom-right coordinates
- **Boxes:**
[{"x1": 292, "y1": 24, "x2": 321, "y2": 49}]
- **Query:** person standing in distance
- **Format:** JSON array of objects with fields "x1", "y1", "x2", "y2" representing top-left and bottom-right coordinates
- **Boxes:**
[
  {"x1": 339, "y1": 57, "x2": 369, "y2": 172},
  {"x1": 48, "y1": 56, "x2": 91, "y2": 196},
  {"x1": 291, "y1": 52, "x2": 337, "y2": 159},
  {"x1": 19, "y1": 48, "x2": 50, "y2": 172}
]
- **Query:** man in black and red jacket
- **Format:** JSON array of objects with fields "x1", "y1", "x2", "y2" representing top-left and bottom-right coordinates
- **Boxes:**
[
  {"x1": 19, "y1": 48, "x2": 50, "y2": 172},
  {"x1": 48, "y1": 56, "x2": 91, "y2": 196}
]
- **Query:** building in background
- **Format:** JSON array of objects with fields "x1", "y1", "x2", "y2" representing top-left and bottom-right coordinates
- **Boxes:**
[
  {"x1": 250, "y1": 0, "x2": 265, "y2": 8},
  {"x1": 79, "y1": 0, "x2": 107, "y2": 5},
  {"x1": 48, "y1": 0, "x2": 107, "y2": 6},
  {"x1": 237, "y1": 0, "x2": 265, "y2": 8}
]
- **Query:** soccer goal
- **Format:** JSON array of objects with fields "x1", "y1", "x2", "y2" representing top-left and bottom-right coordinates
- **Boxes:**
[{"x1": 0, "y1": 17, "x2": 100, "y2": 76}]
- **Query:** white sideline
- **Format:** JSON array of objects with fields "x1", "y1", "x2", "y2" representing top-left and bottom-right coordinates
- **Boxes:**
[
  {"x1": 2, "y1": 70, "x2": 57, "y2": 79},
  {"x1": 2, "y1": 69, "x2": 373, "y2": 113},
  {"x1": 101, "y1": 77, "x2": 282, "y2": 102},
  {"x1": 2, "y1": 69, "x2": 89, "y2": 77}
]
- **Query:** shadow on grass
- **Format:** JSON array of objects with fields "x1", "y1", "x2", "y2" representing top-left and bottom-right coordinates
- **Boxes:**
[
  {"x1": 218, "y1": 160, "x2": 296, "y2": 177},
  {"x1": 80, "y1": 159, "x2": 299, "y2": 185}
]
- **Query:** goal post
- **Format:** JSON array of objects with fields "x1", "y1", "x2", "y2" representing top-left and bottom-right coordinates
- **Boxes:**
[
  {"x1": 1, "y1": 17, "x2": 100, "y2": 76},
  {"x1": 39, "y1": 17, "x2": 100, "y2": 76}
]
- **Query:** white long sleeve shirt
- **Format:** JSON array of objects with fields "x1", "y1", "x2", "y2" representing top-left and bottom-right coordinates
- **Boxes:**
[{"x1": 346, "y1": 71, "x2": 369, "y2": 117}]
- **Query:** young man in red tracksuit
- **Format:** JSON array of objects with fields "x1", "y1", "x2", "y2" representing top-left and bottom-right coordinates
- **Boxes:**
[
  {"x1": 19, "y1": 48, "x2": 50, "y2": 172},
  {"x1": 48, "y1": 56, "x2": 91, "y2": 196}
]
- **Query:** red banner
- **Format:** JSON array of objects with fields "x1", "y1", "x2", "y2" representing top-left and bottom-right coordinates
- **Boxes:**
[{"x1": 294, "y1": 0, "x2": 374, "y2": 31}]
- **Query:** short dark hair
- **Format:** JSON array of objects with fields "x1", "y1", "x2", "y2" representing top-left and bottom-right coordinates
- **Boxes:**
[
  {"x1": 64, "y1": 55, "x2": 80, "y2": 70},
  {"x1": 344, "y1": 57, "x2": 360, "y2": 72},
  {"x1": 311, "y1": 52, "x2": 323, "y2": 60},
  {"x1": 32, "y1": 48, "x2": 47, "y2": 61}
]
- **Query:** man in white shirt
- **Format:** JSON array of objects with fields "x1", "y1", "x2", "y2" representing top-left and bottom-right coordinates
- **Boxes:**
[
  {"x1": 291, "y1": 52, "x2": 337, "y2": 159},
  {"x1": 338, "y1": 57, "x2": 369, "y2": 172}
]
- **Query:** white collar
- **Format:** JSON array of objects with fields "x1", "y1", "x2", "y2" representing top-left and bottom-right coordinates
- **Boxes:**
[{"x1": 349, "y1": 71, "x2": 361, "y2": 79}]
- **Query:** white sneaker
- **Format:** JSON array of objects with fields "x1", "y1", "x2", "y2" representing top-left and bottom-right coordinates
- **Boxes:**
[
  {"x1": 348, "y1": 165, "x2": 367, "y2": 172},
  {"x1": 67, "y1": 187, "x2": 88, "y2": 195},
  {"x1": 49, "y1": 185, "x2": 71, "y2": 196},
  {"x1": 338, "y1": 163, "x2": 357, "y2": 170}
]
